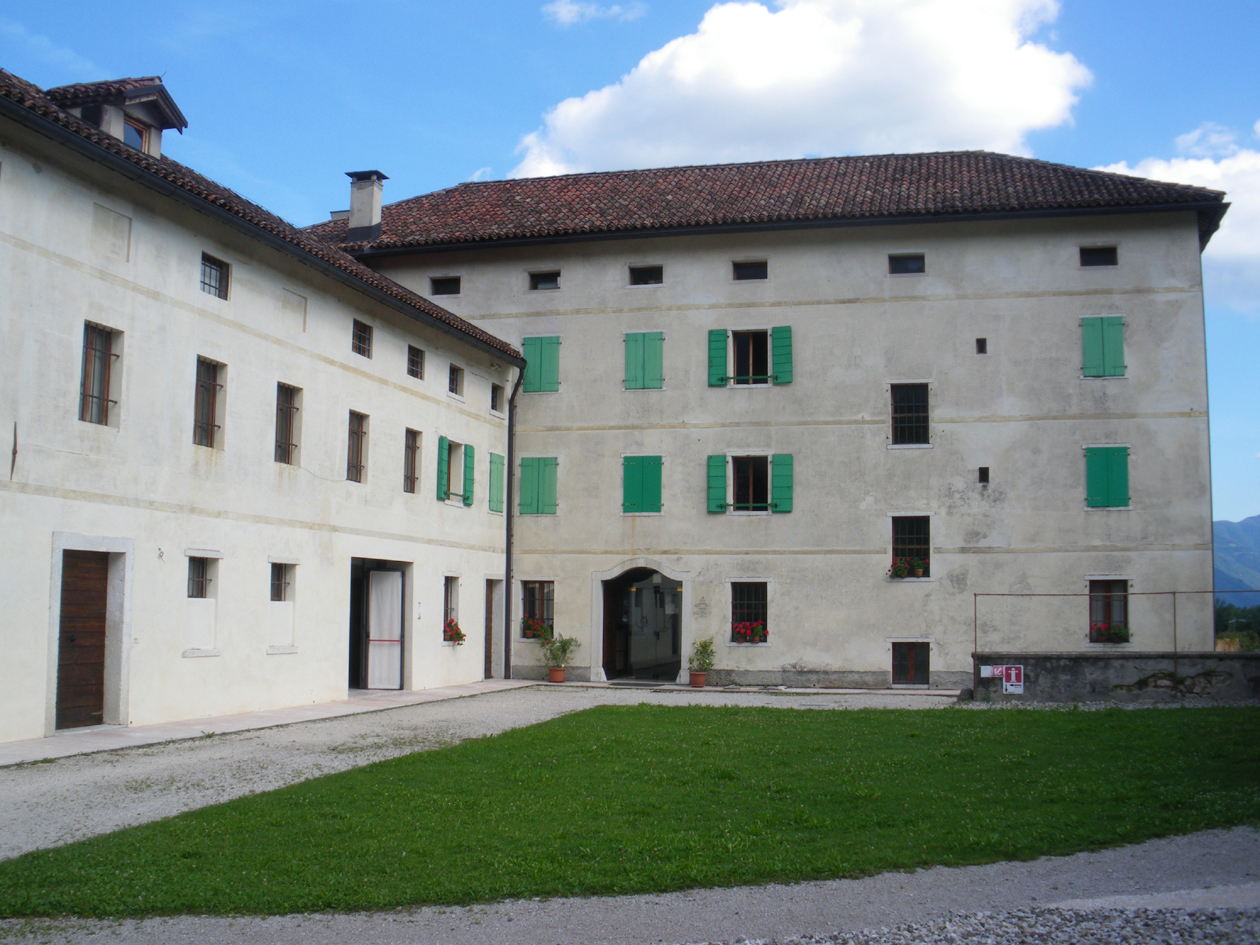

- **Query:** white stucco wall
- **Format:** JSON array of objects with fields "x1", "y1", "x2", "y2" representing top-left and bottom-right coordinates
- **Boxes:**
[
  {"x1": 0, "y1": 125, "x2": 514, "y2": 743},
  {"x1": 375, "y1": 211, "x2": 1214, "y2": 686}
]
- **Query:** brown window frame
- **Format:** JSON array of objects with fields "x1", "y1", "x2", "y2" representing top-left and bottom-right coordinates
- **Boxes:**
[
  {"x1": 404, "y1": 428, "x2": 420, "y2": 494},
  {"x1": 193, "y1": 357, "x2": 223, "y2": 448},
  {"x1": 491, "y1": 383, "x2": 504, "y2": 413},
  {"x1": 448, "y1": 364, "x2": 464, "y2": 396},
  {"x1": 892, "y1": 516, "x2": 930, "y2": 576},
  {"x1": 892, "y1": 642, "x2": 929, "y2": 684},
  {"x1": 275, "y1": 383, "x2": 300, "y2": 464},
  {"x1": 522, "y1": 580, "x2": 554, "y2": 632},
  {"x1": 1089, "y1": 580, "x2": 1129, "y2": 642},
  {"x1": 79, "y1": 322, "x2": 117, "y2": 425},
  {"x1": 351, "y1": 319, "x2": 373, "y2": 358},
  {"x1": 188, "y1": 557, "x2": 212, "y2": 599},
  {"x1": 407, "y1": 345, "x2": 425, "y2": 379},
  {"x1": 200, "y1": 254, "x2": 229, "y2": 299},
  {"x1": 270, "y1": 562, "x2": 291, "y2": 602},
  {"x1": 731, "y1": 455, "x2": 769, "y2": 511},
  {"x1": 731, "y1": 581, "x2": 768, "y2": 642},
  {"x1": 891, "y1": 383, "x2": 929, "y2": 445},
  {"x1": 346, "y1": 411, "x2": 368, "y2": 483},
  {"x1": 444, "y1": 575, "x2": 460, "y2": 623},
  {"x1": 732, "y1": 330, "x2": 771, "y2": 385}
]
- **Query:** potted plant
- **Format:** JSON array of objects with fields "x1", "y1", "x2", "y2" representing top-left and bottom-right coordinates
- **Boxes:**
[
  {"x1": 732, "y1": 621, "x2": 767, "y2": 644},
  {"x1": 443, "y1": 618, "x2": 465, "y2": 644},
  {"x1": 688, "y1": 637, "x2": 716, "y2": 687},
  {"x1": 911, "y1": 557, "x2": 928, "y2": 578},
  {"x1": 521, "y1": 615, "x2": 551, "y2": 641},
  {"x1": 540, "y1": 634, "x2": 580, "y2": 682},
  {"x1": 887, "y1": 557, "x2": 910, "y2": 579},
  {"x1": 1089, "y1": 622, "x2": 1130, "y2": 644}
]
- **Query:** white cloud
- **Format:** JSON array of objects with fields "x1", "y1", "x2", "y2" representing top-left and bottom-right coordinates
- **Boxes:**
[
  {"x1": 467, "y1": 167, "x2": 494, "y2": 182},
  {"x1": 513, "y1": 0, "x2": 1090, "y2": 177},
  {"x1": 0, "y1": 18, "x2": 104, "y2": 81},
  {"x1": 543, "y1": 1, "x2": 647, "y2": 25},
  {"x1": 1175, "y1": 122, "x2": 1239, "y2": 159},
  {"x1": 1099, "y1": 135, "x2": 1260, "y2": 315}
]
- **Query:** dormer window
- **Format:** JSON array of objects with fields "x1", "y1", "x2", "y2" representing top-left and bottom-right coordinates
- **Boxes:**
[
  {"x1": 123, "y1": 120, "x2": 148, "y2": 152},
  {"x1": 45, "y1": 76, "x2": 188, "y2": 159}
]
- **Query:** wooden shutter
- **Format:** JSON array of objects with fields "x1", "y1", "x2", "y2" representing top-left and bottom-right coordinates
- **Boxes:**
[
  {"x1": 708, "y1": 330, "x2": 727, "y2": 387},
  {"x1": 622, "y1": 456, "x2": 641, "y2": 512},
  {"x1": 1086, "y1": 446, "x2": 1128, "y2": 507},
  {"x1": 770, "y1": 454, "x2": 793, "y2": 512},
  {"x1": 1108, "y1": 447, "x2": 1130, "y2": 506},
  {"x1": 539, "y1": 457, "x2": 558, "y2": 513},
  {"x1": 489, "y1": 453, "x2": 505, "y2": 512},
  {"x1": 463, "y1": 444, "x2": 475, "y2": 506},
  {"x1": 522, "y1": 337, "x2": 542, "y2": 392},
  {"x1": 771, "y1": 326, "x2": 793, "y2": 384},
  {"x1": 437, "y1": 435, "x2": 450, "y2": 501},
  {"x1": 1101, "y1": 316, "x2": 1125, "y2": 376},
  {"x1": 540, "y1": 336, "x2": 561, "y2": 392},
  {"x1": 707, "y1": 455, "x2": 727, "y2": 512},
  {"x1": 519, "y1": 457, "x2": 538, "y2": 514},
  {"x1": 1081, "y1": 317, "x2": 1105, "y2": 377},
  {"x1": 625, "y1": 333, "x2": 644, "y2": 390},
  {"x1": 643, "y1": 332, "x2": 664, "y2": 389}
]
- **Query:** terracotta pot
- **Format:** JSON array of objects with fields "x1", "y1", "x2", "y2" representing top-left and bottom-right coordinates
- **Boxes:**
[
  {"x1": 548, "y1": 667, "x2": 566, "y2": 683},
  {"x1": 689, "y1": 671, "x2": 707, "y2": 688},
  {"x1": 914, "y1": 569, "x2": 924, "y2": 578},
  {"x1": 524, "y1": 629, "x2": 535, "y2": 639}
]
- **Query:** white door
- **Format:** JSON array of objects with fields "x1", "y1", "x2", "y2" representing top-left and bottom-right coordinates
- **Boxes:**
[{"x1": 366, "y1": 570, "x2": 403, "y2": 690}]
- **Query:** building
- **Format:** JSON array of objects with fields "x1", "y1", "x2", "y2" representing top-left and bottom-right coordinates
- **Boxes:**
[
  {"x1": 0, "y1": 71, "x2": 522, "y2": 744},
  {"x1": 308, "y1": 155, "x2": 1228, "y2": 687}
]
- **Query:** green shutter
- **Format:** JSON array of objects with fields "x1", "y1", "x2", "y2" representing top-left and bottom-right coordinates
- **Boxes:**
[
  {"x1": 708, "y1": 330, "x2": 727, "y2": 387},
  {"x1": 707, "y1": 455, "x2": 727, "y2": 512},
  {"x1": 622, "y1": 456, "x2": 641, "y2": 512},
  {"x1": 1108, "y1": 446, "x2": 1130, "y2": 507},
  {"x1": 463, "y1": 444, "x2": 475, "y2": 506},
  {"x1": 642, "y1": 455, "x2": 662, "y2": 512},
  {"x1": 540, "y1": 336, "x2": 561, "y2": 392},
  {"x1": 489, "y1": 453, "x2": 504, "y2": 513},
  {"x1": 771, "y1": 453, "x2": 793, "y2": 513},
  {"x1": 625, "y1": 333, "x2": 644, "y2": 390},
  {"x1": 522, "y1": 336, "x2": 560, "y2": 392},
  {"x1": 643, "y1": 332, "x2": 664, "y2": 389},
  {"x1": 1101, "y1": 316, "x2": 1125, "y2": 376},
  {"x1": 771, "y1": 326, "x2": 793, "y2": 384},
  {"x1": 539, "y1": 457, "x2": 558, "y2": 513},
  {"x1": 1081, "y1": 317, "x2": 1105, "y2": 377},
  {"x1": 437, "y1": 435, "x2": 450, "y2": 501},
  {"x1": 1086, "y1": 446, "x2": 1129, "y2": 507},
  {"x1": 519, "y1": 457, "x2": 538, "y2": 514},
  {"x1": 521, "y1": 337, "x2": 541, "y2": 392}
]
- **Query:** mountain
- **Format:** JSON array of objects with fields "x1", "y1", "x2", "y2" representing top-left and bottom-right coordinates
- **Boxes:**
[{"x1": 1215, "y1": 515, "x2": 1260, "y2": 608}]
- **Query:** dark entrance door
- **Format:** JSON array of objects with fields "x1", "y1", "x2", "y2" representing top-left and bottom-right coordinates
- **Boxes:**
[
  {"x1": 892, "y1": 642, "x2": 930, "y2": 685},
  {"x1": 602, "y1": 568, "x2": 682, "y2": 681},
  {"x1": 57, "y1": 550, "x2": 109, "y2": 729}
]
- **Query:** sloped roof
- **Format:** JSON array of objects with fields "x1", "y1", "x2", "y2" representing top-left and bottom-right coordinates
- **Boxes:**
[
  {"x1": 46, "y1": 76, "x2": 188, "y2": 131},
  {"x1": 0, "y1": 70, "x2": 519, "y2": 361},
  {"x1": 306, "y1": 152, "x2": 1227, "y2": 253}
]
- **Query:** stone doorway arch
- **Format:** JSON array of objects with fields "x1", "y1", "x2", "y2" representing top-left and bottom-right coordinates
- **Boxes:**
[{"x1": 589, "y1": 559, "x2": 691, "y2": 683}]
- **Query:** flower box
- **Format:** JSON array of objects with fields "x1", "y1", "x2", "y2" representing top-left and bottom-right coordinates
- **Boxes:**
[
  {"x1": 732, "y1": 621, "x2": 768, "y2": 644},
  {"x1": 443, "y1": 618, "x2": 466, "y2": 644},
  {"x1": 1089, "y1": 622, "x2": 1130, "y2": 644}
]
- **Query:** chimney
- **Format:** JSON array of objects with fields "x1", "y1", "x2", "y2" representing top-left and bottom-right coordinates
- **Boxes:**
[{"x1": 345, "y1": 170, "x2": 388, "y2": 242}]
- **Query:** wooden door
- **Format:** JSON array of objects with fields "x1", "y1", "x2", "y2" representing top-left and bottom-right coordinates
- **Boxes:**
[
  {"x1": 484, "y1": 580, "x2": 496, "y2": 679},
  {"x1": 57, "y1": 550, "x2": 109, "y2": 729}
]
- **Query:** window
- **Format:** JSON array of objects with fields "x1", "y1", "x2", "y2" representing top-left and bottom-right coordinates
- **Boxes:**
[
  {"x1": 629, "y1": 265, "x2": 663, "y2": 285},
  {"x1": 522, "y1": 581, "x2": 554, "y2": 634},
  {"x1": 892, "y1": 516, "x2": 930, "y2": 577},
  {"x1": 731, "y1": 582, "x2": 768, "y2": 643},
  {"x1": 622, "y1": 456, "x2": 662, "y2": 513},
  {"x1": 491, "y1": 383, "x2": 504, "y2": 413},
  {"x1": 1081, "y1": 316, "x2": 1125, "y2": 377},
  {"x1": 733, "y1": 260, "x2": 767, "y2": 281},
  {"x1": 351, "y1": 319, "x2": 373, "y2": 358},
  {"x1": 707, "y1": 454, "x2": 793, "y2": 513},
  {"x1": 521, "y1": 336, "x2": 561, "y2": 393},
  {"x1": 270, "y1": 563, "x2": 291, "y2": 602},
  {"x1": 891, "y1": 383, "x2": 929, "y2": 445},
  {"x1": 1081, "y1": 246, "x2": 1118, "y2": 267},
  {"x1": 437, "y1": 436, "x2": 474, "y2": 506},
  {"x1": 448, "y1": 364, "x2": 464, "y2": 396},
  {"x1": 530, "y1": 270, "x2": 560, "y2": 291},
  {"x1": 123, "y1": 119, "x2": 147, "y2": 152},
  {"x1": 488, "y1": 452, "x2": 505, "y2": 513},
  {"x1": 430, "y1": 276, "x2": 461, "y2": 295},
  {"x1": 889, "y1": 253, "x2": 925, "y2": 275},
  {"x1": 193, "y1": 357, "x2": 223, "y2": 448},
  {"x1": 1089, "y1": 580, "x2": 1129, "y2": 642},
  {"x1": 519, "y1": 457, "x2": 558, "y2": 514},
  {"x1": 407, "y1": 345, "x2": 425, "y2": 379},
  {"x1": 624, "y1": 332, "x2": 664, "y2": 390},
  {"x1": 200, "y1": 254, "x2": 229, "y2": 299},
  {"x1": 978, "y1": 466, "x2": 990, "y2": 484},
  {"x1": 403, "y1": 428, "x2": 421, "y2": 493},
  {"x1": 976, "y1": 338, "x2": 987, "y2": 354},
  {"x1": 444, "y1": 576, "x2": 459, "y2": 623},
  {"x1": 274, "y1": 383, "x2": 300, "y2": 465},
  {"x1": 187, "y1": 557, "x2": 213, "y2": 599},
  {"x1": 892, "y1": 642, "x2": 929, "y2": 684},
  {"x1": 346, "y1": 411, "x2": 368, "y2": 482},
  {"x1": 708, "y1": 327, "x2": 793, "y2": 387},
  {"x1": 79, "y1": 323, "x2": 117, "y2": 425},
  {"x1": 1086, "y1": 446, "x2": 1129, "y2": 508}
]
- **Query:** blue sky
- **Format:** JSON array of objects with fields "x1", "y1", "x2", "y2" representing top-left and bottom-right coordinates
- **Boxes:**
[{"x1": 3, "y1": 0, "x2": 1257, "y2": 519}]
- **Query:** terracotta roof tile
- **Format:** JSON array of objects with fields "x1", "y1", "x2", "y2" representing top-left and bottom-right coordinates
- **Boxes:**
[{"x1": 0, "y1": 69, "x2": 519, "y2": 362}]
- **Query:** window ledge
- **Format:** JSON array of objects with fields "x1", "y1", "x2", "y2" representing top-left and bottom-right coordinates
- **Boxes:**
[
  {"x1": 1079, "y1": 375, "x2": 1128, "y2": 380},
  {"x1": 891, "y1": 683, "x2": 930, "y2": 689},
  {"x1": 181, "y1": 648, "x2": 221, "y2": 659},
  {"x1": 1086, "y1": 641, "x2": 1133, "y2": 648},
  {"x1": 440, "y1": 641, "x2": 465, "y2": 648},
  {"x1": 623, "y1": 386, "x2": 666, "y2": 392},
  {"x1": 446, "y1": 392, "x2": 466, "y2": 403},
  {"x1": 886, "y1": 576, "x2": 935, "y2": 583},
  {"x1": 726, "y1": 641, "x2": 771, "y2": 647},
  {"x1": 444, "y1": 497, "x2": 468, "y2": 508},
  {"x1": 266, "y1": 645, "x2": 298, "y2": 656},
  {"x1": 887, "y1": 443, "x2": 933, "y2": 450},
  {"x1": 621, "y1": 511, "x2": 664, "y2": 517},
  {"x1": 523, "y1": 388, "x2": 562, "y2": 395},
  {"x1": 1084, "y1": 505, "x2": 1133, "y2": 511}
]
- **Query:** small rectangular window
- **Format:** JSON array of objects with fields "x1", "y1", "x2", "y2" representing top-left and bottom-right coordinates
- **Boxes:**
[
  {"x1": 1089, "y1": 580, "x2": 1129, "y2": 642},
  {"x1": 123, "y1": 120, "x2": 147, "y2": 151},
  {"x1": 889, "y1": 253, "x2": 925, "y2": 275},
  {"x1": 404, "y1": 428, "x2": 420, "y2": 494},
  {"x1": 976, "y1": 338, "x2": 987, "y2": 354},
  {"x1": 530, "y1": 271, "x2": 560, "y2": 291},
  {"x1": 352, "y1": 319, "x2": 373, "y2": 358},
  {"x1": 448, "y1": 364, "x2": 464, "y2": 396},
  {"x1": 891, "y1": 383, "x2": 929, "y2": 445},
  {"x1": 347, "y1": 411, "x2": 368, "y2": 483},
  {"x1": 1080, "y1": 246, "x2": 1118, "y2": 267},
  {"x1": 629, "y1": 265, "x2": 663, "y2": 285},
  {"x1": 732, "y1": 330, "x2": 770, "y2": 385},
  {"x1": 733, "y1": 260, "x2": 767, "y2": 281},
  {"x1": 270, "y1": 562, "x2": 291, "y2": 602},
  {"x1": 522, "y1": 580, "x2": 554, "y2": 635},
  {"x1": 978, "y1": 466, "x2": 990, "y2": 484},
  {"x1": 407, "y1": 345, "x2": 425, "y2": 379},
  {"x1": 731, "y1": 456, "x2": 769, "y2": 511},
  {"x1": 200, "y1": 254, "x2": 229, "y2": 299},
  {"x1": 892, "y1": 516, "x2": 930, "y2": 576},
  {"x1": 79, "y1": 323, "x2": 117, "y2": 425},
  {"x1": 274, "y1": 383, "x2": 300, "y2": 464},
  {"x1": 444, "y1": 575, "x2": 460, "y2": 623},
  {"x1": 446, "y1": 441, "x2": 464, "y2": 498},
  {"x1": 892, "y1": 642, "x2": 929, "y2": 684},
  {"x1": 491, "y1": 383, "x2": 504, "y2": 413},
  {"x1": 188, "y1": 557, "x2": 212, "y2": 599},
  {"x1": 193, "y1": 357, "x2": 223, "y2": 448},
  {"x1": 430, "y1": 276, "x2": 461, "y2": 295},
  {"x1": 731, "y1": 582, "x2": 768, "y2": 643}
]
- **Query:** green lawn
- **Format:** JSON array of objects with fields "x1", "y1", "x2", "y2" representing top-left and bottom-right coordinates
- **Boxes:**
[{"x1": 2, "y1": 705, "x2": 1259, "y2": 917}]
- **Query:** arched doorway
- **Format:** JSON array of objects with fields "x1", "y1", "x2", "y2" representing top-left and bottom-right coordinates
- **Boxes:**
[{"x1": 601, "y1": 568, "x2": 682, "y2": 681}]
